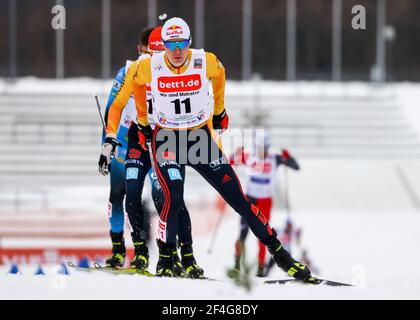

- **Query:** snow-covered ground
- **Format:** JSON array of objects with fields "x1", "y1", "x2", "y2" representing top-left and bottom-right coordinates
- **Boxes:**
[
  {"x1": 1, "y1": 208, "x2": 419, "y2": 300},
  {"x1": 1, "y1": 79, "x2": 419, "y2": 299}
]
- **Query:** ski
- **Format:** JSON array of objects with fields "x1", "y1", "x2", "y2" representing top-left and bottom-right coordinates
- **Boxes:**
[
  {"x1": 67, "y1": 262, "x2": 155, "y2": 277},
  {"x1": 67, "y1": 262, "x2": 222, "y2": 281},
  {"x1": 264, "y1": 277, "x2": 353, "y2": 287},
  {"x1": 192, "y1": 276, "x2": 224, "y2": 282}
]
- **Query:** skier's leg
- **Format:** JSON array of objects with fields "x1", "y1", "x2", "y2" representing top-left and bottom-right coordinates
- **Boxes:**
[
  {"x1": 125, "y1": 155, "x2": 150, "y2": 240},
  {"x1": 229, "y1": 216, "x2": 249, "y2": 276},
  {"x1": 256, "y1": 198, "x2": 273, "y2": 276},
  {"x1": 192, "y1": 125, "x2": 311, "y2": 280},
  {"x1": 150, "y1": 170, "x2": 192, "y2": 243},
  {"x1": 151, "y1": 156, "x2": 184, "y2": 245},
  {"x1": 149, "y1": 154, "x2": 194, "y2": 277},
  {"x1": 124, "y1": 124, "x2": 152, "y2": 270},
  {"x1": 105, "y1": 158, "x2": 126, "y2": 268},
  {"x1": 239, "y1": 217, "x2": 250, "y2": 243},
  {"x1": 108, "y1": 158, "x2": 125, "y2": 233},
  {"x1": 177, "y1": 196, "x2": 205, "y2": 279},
  {"x1": 152, "y1": 127, "x2": 185, "y2": 277},
  {"x1": 192, "y1": 136, "x2": 273, "y2": 242},
  {"x1": 150, "y1": 173, "x2": 165, "y2": 214},
  {"x1": 234, "y1": 195, "x2": 255, "y2": 268},
  {"x1": 173, "y1": 166, "x2": 203, "y2": 278}
]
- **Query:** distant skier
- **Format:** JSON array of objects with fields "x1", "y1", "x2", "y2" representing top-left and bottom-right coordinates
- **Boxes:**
[
  {"x1": 300, "y1": 249, "x2": 319, "y2": 275},
  {"x1": 228, "y1": 132, "x2": 301, "y2": 277},
  {"x1": 264, "y1": 218, "x2": 304, "y2": 277}
]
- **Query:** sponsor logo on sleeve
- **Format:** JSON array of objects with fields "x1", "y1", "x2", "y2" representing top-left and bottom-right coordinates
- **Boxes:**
[
  {"x1": 168, "y1": 168, "x2": 182, "y2": 181},
  {"x1": 159, "y1": 160, "x2": 181, "y2": 168},
  {"x1": 209, "y1": 156, "x2": 227, "y2": 170},
  {"x1": 126, "y1": 167, "x2": 139, "y2": 180},
  {"x1": 125, "y1": 158, "x2": 144, "y2": 166},
  {"x1": 128, "y1": 148, "x2": 141, "y2": 159}
]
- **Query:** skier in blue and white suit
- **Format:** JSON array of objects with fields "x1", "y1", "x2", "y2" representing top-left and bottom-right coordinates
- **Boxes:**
[{"x1": 100, "y1": 27, "x2": 155, "y2": 268}]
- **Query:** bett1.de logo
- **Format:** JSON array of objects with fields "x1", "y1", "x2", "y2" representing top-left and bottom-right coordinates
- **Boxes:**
[{"x1": 158, "y1": 74, "x2": 201, "y2": 92}]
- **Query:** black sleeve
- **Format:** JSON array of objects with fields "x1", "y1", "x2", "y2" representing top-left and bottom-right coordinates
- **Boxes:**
[{"x1": 275, "y1": 154, "x2": 300, "y2": 170}]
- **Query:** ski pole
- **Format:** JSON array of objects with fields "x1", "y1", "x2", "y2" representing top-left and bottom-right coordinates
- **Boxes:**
[
  {"x1": 207, "y1": 208, "x2": 225, "y2": 255},
  {"x1": 282, "y1": 149, "x2": 291, "y2": 219},
  {"x1": 95, "y1": 93, "x2": 120, "y2": 173},
  {"x1": 94, "y1": 93, "x2": 107, "y2": 133}
]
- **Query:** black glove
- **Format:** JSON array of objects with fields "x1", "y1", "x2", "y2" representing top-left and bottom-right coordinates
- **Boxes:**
[
  {"x1": 137, "y1": 123, "x2": 152, "y2": 150},
  {"x1": 281, "y1": 149, "x2": 300, "y2": 170},
  {"x1": 212, "y1": 109, "x2": 229, "y2": 131},
  {"x1": 98, "y1": 136, "x2": 122, "y2": 175}
]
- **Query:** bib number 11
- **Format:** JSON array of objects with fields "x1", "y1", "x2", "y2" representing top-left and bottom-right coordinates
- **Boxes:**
[{"x1": 171, "y1": 98, "x2": 191, "y2": 115}]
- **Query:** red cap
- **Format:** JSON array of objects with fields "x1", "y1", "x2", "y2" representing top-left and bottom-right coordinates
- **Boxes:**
[{"x1": 148, "y1": 27, "x2": 164, "y2": 52}]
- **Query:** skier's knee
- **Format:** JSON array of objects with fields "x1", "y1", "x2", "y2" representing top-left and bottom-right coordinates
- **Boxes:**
[{"x1": 168, "y1": 188, "x2": 184, "y2": 213}]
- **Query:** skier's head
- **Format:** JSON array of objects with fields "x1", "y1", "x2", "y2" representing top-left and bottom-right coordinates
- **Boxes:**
[
  {"x1": 148, "y1": 26, "x2": 165, "y2": 55},
  {"x1": 255, "y1": 131, "x2": 270, "y2": 158},
  {"x1": 285, "y1": 218, "x2": 293, "y2": 232},
  {"x1": 138, "y1": 26, "x2": 154, "y2": 55},
  {"x1": 161, "y1": 17, "x2": 191, "y2": 67}
]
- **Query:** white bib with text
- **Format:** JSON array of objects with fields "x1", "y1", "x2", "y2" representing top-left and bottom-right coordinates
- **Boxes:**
[{"x1": 150, "y1": 49, "x2": 212, "y2": 129}]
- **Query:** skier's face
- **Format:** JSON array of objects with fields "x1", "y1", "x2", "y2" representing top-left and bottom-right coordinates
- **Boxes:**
[
  {"x1": 149, "y1": 49, "x2": 163, "y2": 56},
  {"x1": 138, "y1": 44, "x2": 149, "y2": 55},
  {"x1": 257, "y1": 148, "x2": 264, "y2": 160},
  {"x1": 164, "y1": 38, "x2": 190, "y2": 67},
  {"x1": 257, "y1": 146, "x2": 268, "y2": 159}
]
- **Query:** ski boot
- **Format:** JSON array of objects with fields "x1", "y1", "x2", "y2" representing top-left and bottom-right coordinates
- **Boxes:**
[
  {"x1": 173, "y1": 249, "x2": 186, "y2": 278},
  {"x1": 156, "y1": 240, "x2": 175, "y2": 277},
  {"x1": 265, "y1": 235, "x2": 311, "y2": 281},
  {"x1": 227, "y1": 256, "x2": 241, "y2": 280},
  {"x1": 130, "y1": 238, "x2": 149, "y2": 271},
  {"x1": 256, "y1": 264, "x2": 265, "y2": 277},
  {"x1": 180, "y1": 242, "x2": 205, "y2": 279},
  {"x1": 105, "y1": 231, "x2": 126, "y2": 268}
]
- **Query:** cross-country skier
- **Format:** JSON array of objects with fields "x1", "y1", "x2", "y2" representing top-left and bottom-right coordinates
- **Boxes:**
[
  {"x1": 99, "y1": 26, "x2": 199, "y2": 278},
  {"x1": 124, "y1": 26, "x2": 196, "y2": 277},
  {"x1": 227, "y1": 133, "x2": 301, "y2": 277},
  {"x1": 99, "y1": 26, "x2": 153, "y2": 269},
  {"x1": 104, "y1": 17, "x2": 313, "y2": 282}
]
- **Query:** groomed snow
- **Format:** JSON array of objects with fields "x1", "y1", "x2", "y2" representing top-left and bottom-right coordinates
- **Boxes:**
[{"x1": 1, "y1": 209, "x2": 419, "y2": 300}]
